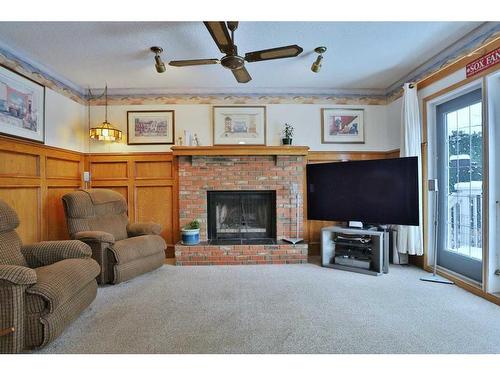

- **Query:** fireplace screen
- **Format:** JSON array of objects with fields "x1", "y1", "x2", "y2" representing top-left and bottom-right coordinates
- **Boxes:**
[{"x1": 207, "y1": 190, "x2": 276, "y2": 244}]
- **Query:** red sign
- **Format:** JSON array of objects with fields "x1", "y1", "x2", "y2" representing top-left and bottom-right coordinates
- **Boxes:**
[{"x1": 466, "y1": 47, "x2": 500, "y2": 78}]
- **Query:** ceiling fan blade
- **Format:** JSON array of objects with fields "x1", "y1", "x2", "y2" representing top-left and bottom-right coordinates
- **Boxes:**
[
  {"x1": 232, "y1": 66, "x2": 252, "y2": 83},
  {"x1": 169, "y1": 59, "x2": 219, "y2": 67},
  {"x1": 245, "y1": 44, "x2": 303, "y2": 62},
  {"x1": 203, "y1": 21, "x2": 234, "y2": 54}
]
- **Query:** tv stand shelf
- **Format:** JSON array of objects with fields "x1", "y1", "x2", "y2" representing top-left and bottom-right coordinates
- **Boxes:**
[{"x1": 321, "y1": 226, "x2": 388, "y2": 276}]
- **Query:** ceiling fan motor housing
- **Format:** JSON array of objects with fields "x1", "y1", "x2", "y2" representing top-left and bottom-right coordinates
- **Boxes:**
[{"x1": 220, "y1": 54, "x2": 245, "y2": 70}]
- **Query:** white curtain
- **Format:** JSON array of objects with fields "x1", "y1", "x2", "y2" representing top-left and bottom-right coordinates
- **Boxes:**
[{"x1": 397, "y1": 83, "x2": 424, "y2": 256}]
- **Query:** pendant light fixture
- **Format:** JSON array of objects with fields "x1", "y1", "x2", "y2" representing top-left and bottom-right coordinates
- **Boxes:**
[
  {"x1": 151, "y1": 46, "x2": 166, "y2": 73},
  {"x1": 311, "y1": 46, "x2": 327, "y2": 73},
  {"x1": 89, "y1": 85, "x2": 122, "y2": 142}
]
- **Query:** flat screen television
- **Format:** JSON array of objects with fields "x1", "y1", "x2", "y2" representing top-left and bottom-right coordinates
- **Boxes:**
[{"x1": 306, "y1": 157, "x2": 419, "y2": 226}]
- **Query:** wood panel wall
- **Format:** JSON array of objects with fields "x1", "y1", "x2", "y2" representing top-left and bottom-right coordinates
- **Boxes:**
[
  {"x1": 305, "y1": 149, "x2": 400, "y2": 255},
  {"x1": 86, "y1": 153, "x2": 179, "y2": 257},
  {"x1": 0, "y1": 136, "x2": 84, "y2": 244},
  {"x1": 0, "y1": 134, "x2": 397, "y2": 258}
]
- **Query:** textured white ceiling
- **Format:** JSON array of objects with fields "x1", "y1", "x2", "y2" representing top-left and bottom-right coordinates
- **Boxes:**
[{"x1": 0, "y1": 21, "x2": 483, "y2": 93}]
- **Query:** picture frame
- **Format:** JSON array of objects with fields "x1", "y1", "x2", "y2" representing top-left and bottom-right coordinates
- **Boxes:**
[
  {"x1": 127, "y1": 110, "x2": 175, "y2": 145},
  {"x1": 0, "y1": 64, "x2": 45, "y2": 143},
  {"x1": 321, "y1": 108, "x2": 365, "y2": 144},
  {"x1": 213, "y1": 106, "x2": 266, "y2": 146}
]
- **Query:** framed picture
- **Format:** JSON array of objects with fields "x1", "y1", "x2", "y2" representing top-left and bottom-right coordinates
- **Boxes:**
[
  {"x1": 127, "y1": 110, "x2": 175, "y2": 145},
  {"x1": 0, "y1": 64, "x2": 45, "y2": 143},
  {"x1": 321, "y1": 108, "x2": 364, "y2": 144},
  {"x1": 213, "y1": 106, "x2": 266, "y2": 145}
]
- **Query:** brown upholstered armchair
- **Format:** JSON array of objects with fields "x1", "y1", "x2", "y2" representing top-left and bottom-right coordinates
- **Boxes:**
[
  {"x1": 0, "y1": 199, "x2": 100, "y2": 353},
  {"x1": 62, "y1": 189, "x2": 166, "y2": 284}
]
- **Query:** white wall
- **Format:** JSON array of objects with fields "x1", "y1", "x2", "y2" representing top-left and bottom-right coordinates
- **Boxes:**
[
  {"x1": 45, "y1": 88, "x2": 87, "y2": 152},
  {"x1": 386, "y1": 96, "x2": 402, "y2": 153},
  {"x1": 88, "y1": 103, "x2": 398, "y2": 153}
]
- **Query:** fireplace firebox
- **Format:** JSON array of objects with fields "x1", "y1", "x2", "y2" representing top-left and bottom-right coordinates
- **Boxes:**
[{"x1": 207, "y1": 190, "x2": 276, "y2": 245}]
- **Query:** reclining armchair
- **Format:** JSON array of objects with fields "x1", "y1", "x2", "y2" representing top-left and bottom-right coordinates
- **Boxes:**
[
  {"x1": 0, "y1": 199, "x2": 100, "y2": 353},
  {"x1": 62, "y1": 189, "x2": 166, "y2": 284}
]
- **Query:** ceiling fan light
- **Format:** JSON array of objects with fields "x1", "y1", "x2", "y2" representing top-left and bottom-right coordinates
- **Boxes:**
[
  {"x1": 311, "y1": 55, "x2": 323, "y2": 73},
  {"x1": 155, "y1": 55, "x2": 166, "y2": 73},
  {"x1": 311, "y1": 46, "x2": 326, "y2": 73},
  {"x1": 155, "y1": 55, "x2": 167, "y2": 73},
  {"x1": 151, "y1": 46, "x2": 166, "y2": 73}
]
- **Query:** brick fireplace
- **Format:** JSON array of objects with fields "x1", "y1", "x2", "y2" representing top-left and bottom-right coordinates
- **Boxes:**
[{"x1": 173, "y1": 146, "x2": 309, "y2": 265}]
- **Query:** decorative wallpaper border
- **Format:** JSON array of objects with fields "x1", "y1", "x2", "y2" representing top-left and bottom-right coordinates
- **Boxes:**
[
  {"x1": 88, "y1": 94, "x2": 388, "y2": 106},
  {"x1": 0, "y1": 45, "x2": 87, "y2": 105},
  {"x1": 385, "y1": 23, "x2": 500, "y2": 102},
  {"x1": 1, "y1": 22, "x2": 498, "y2": 107}
]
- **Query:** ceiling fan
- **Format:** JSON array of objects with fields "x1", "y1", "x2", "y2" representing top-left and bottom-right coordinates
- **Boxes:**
[{"x1": 168, "y1": 22, "x2": 303, "y2": 83}]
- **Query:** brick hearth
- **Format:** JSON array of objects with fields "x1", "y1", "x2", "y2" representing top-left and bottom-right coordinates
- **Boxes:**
[
  {"x1": 175, "y1": 242, "x2": 308, "y2": 266},
  {"x1": 175, "y1": 149, "x2": 308, "y2": 265}
]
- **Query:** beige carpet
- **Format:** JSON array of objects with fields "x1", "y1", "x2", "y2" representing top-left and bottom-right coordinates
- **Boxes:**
[{"x1": 38, "y1": 262, "x2": 500, "y2": 354}]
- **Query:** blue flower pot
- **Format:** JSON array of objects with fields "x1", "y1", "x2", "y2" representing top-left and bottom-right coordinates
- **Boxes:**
[{"x1": 181, "y1": 228, "x2": 200, "y2": 245}]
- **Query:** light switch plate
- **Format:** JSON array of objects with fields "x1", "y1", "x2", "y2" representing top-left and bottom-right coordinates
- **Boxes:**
[{"x1": 83, "y1": 171, "x2": 91, "y2": 182}]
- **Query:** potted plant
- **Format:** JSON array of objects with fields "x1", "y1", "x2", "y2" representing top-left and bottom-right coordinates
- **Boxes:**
[
  {"x1": 282, "y1": 123, "x2": 294, "y2": 145},
  {"x1": 181, "y1": 219, "x2": 201, "y2": 245}
]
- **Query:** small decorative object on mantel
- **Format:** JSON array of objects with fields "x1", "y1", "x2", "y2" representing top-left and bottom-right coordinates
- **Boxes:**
[
  {"x1": 193, "y1": 133, "x2": 200, "y2": 146},
  {"x1": 321, "y1": 108, "x2": 364, "y2": 144},
  {"x1": 127, "y1": 110, "x2": 174, "y2": 145},
  {"x1": 184, "y1": 130, "x2": 192, "y2": 146},
  {"x1": 177, "y1": 136, "x2": 183, "y2": 146},
  {"x1": 213, "y1": 106, "x2": 266, "y2": 145},
  {"x1": 281, "y1": 123, "x2": 294, "y2": 145},
  {"x1": 181, "y1": 220, "x2": 201, "y2": 245},
  {"x1": 0, "y1": 64, "x2": 45, "y2": 143}
]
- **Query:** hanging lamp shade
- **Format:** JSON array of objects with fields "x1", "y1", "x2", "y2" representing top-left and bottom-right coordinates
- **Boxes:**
[
  {"x1": 89, "y1": 85, "x2": 122, "y2": 142},
  {"x1": 89, "y1": 121, "x2": 122, "y2": 141}
]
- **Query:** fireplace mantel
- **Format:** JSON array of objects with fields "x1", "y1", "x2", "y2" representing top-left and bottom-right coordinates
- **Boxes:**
[{"x1": 171, "y1": 145, "x2": 309, "y2": 157}]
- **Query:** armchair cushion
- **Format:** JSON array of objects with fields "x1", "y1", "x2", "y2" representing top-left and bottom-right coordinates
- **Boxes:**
[
  {"x1": 27, "y1": 258, "x2": 100, "y2": 313},
  {"x1": 0, "y1": 264, "x2": 36, "y2": 285},
  {"x1": 127, "y1": 222, "x2": 161, "y2": 237},
  {"x1": 22, "y1": 240, "x2": 92, "y2": 268},
  {"x1": 110, "y1": 235, "x2": 166, "y2": 264},
  {"x1": 0, "y1": 231, "x2": 27, "y2": 267},
  {"x1": 0, "y1": 200, "x2": 20, "y2": 233},
  {"x1": 73, "y1": 231, "x2": 115, "y2": 244}
]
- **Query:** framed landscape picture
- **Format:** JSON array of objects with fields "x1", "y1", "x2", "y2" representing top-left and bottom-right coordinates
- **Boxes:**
[
  {"x1": 0, "y1": 64, "x2": 45, "y2": 143},
  {"x1": 127, "y1": 110, "x2": 174, "y2": 145},
  {"x1": 321, "y1": 108, "x2": 364, "y2": 144},
  {"x1": 213, "y1": 106, "x2": 266, "y2": 145}
]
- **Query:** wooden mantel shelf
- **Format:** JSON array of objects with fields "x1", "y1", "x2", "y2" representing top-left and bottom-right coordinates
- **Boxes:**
[{"x1": 171, "y1": 146, "x2": 309, "y2": 157}]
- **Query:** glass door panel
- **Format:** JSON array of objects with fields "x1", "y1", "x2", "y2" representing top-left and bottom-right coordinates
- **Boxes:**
[{"x1": 436, "y1": 88, "x2": 483, "y2": 282}]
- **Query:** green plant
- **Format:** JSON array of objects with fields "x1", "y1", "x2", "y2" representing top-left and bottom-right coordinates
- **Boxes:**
[
  {"x1": 184, "y1": 220, "x2": 200, "y2": 230},
  {"x1": 283, "y1": 123, "x2": 294, "y2": 139}
]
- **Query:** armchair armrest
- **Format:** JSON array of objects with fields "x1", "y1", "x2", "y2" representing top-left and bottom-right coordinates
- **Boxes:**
[
  {"x1": 0, "y1": 264, "x2": 36, "y2": 285},
  {"x1": 127, "y1": 222, "x2": 161, "y2": 237},
  {"x1": 22, "y1": 240, "x2": 92, "y2": 267},
  {"x1": 73, "y1": 231, "x2": 115, "y2": 244}
]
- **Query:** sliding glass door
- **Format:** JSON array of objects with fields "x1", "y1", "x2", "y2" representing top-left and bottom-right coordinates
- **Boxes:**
[{"x1": 436, "y1": 88, "x2": 483, "y2": 282}]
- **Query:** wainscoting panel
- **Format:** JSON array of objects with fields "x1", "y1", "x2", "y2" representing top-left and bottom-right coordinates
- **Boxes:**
[
  {"x1": 135, "y1": 185, "x2": 175, "y2": 247},
  {"x1": 47, "y1": 187, "x2": 78, "y2": 240},
  {"x1": 135, "y1": 160, "x2": 173, "y2": 179},
  {"x1": 46, "y1": 157, "x2": 81, "y2": 179},
  {"x1": 0, "y1": 187, "x2": 40, "y2": 243},
  {"x1": 0, "y1": 136, "x2": 84, "y2": 244},
  {"x1": 86, "y1": 153, "x2": 178, "y2": 257},
  {"x1": 90, "y1": 161, "x2": 128, "y2": 180},
  {"x1": 0, "y1": 150, "x2": 39, "y2": 177}
]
